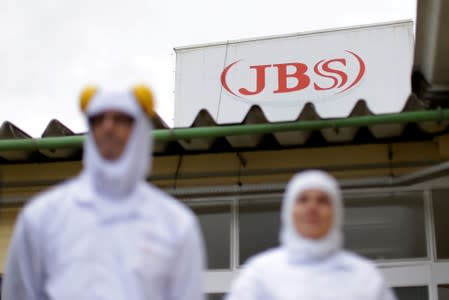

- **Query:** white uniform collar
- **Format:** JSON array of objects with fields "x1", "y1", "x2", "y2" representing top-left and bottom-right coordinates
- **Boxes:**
[{"x1": 74, "y1": 172, "x2": 146, "y2": 221}]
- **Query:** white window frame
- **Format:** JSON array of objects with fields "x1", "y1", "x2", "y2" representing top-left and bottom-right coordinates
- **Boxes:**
[{"x1": 191, "y1": 181, "x2": 449, "y2": 299}]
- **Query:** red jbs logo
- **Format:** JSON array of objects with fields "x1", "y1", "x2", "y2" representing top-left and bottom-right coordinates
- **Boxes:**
[{"x1": 220, "y1": 50, "x2": 365, "y2": 100}]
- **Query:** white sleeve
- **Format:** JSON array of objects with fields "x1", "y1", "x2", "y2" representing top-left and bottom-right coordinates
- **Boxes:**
[
  {"x1": 378, "y1": 284, "x2": 397, "y2": 300},
  {"x1": 374, "y1": 272, "x2": 397, "y2": 300},
  {"x1": 1, "y1": 212, "x2": 43, "y2": 300},
  {"x1": 225, "y1": 261, "x2": 263, "y2": 300},
  {"x1": 168, "y1": 219, "x2": 206, "y2": 300}
]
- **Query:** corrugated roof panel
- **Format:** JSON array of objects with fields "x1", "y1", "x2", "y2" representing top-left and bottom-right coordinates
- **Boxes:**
[
  {"x1": 225, "y1": 106, "x2": 266, "y2": 148},
  {"x1": 40, "y1": 119, "x2": 79, "y2": 159},
  {"x1": 273, "y1": 103, "x2": 317, "y2": 146},
  {"x1": 2, "y1": 95, "x2": 449, "y2": 164},
  {"x1": 0, "y1": 122, "x2": 32, "y2": 161},
  {"x1": 368, "y1": 96, "x2": 425, "y2": 138},
  {"x1": 151, "y1": 114, "x2": 172, "y2": 153},
  {"x1": 177, "y1": 110, "x2": 217, "y2": 151},
  {"x1": 0, "y1": 121, "x2": 30, "y2": 139},
  {"x1": 319, "y1": 101, "x2": 368, "y2": 143},
  {"x1": 418, "y1": 121, "x2": 449, "y2": 134},
  {"x1": 368, "y1": 124, "x2": 405, "y2": 139}
]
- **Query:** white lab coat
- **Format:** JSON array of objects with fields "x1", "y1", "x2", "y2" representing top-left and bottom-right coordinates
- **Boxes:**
[
  {"x1": 2, "y1": 176, "x2": 205, "y2": 300},
  {"x1": 2, "y1": 89, "x2": 205, "y2": 300},
  {"x1": 226, "y1": 247, "x2": 395, "y2": 300},
  {"x1": 226, "y1": 170, "x2": 396, "y2": 300}
]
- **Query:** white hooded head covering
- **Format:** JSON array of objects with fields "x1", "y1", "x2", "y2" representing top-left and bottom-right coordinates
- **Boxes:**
[
  {"x1": 280, "y1": 170, "x2": 343, "y2": 263},
  {"x1": 81, "y1": 89, "x2": 153, "y2": 201}
]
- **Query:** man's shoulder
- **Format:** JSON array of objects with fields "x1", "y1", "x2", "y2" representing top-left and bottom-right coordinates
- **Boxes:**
[
  {"x1": 337, "y1": 250, "x2": 381, "y2": 275},
  {"x1": 21, "y1": 178, "x2": 78, "y2": 222},
  {"x1": 139, "y1": 183, "x2": 197, "y2": 226},
  {"x1": 242, "y1": 247, "x2": 285, "y2": 270}
]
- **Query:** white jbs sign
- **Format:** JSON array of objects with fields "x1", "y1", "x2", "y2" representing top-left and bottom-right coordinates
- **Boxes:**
[{"x1": 174, "y1": 20, "x2": 414, "y2": 127}]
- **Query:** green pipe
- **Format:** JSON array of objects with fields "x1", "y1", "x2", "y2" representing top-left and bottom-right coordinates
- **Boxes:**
[{"x1": 1, "y1": 109, "x2": 449, "y2": 152}]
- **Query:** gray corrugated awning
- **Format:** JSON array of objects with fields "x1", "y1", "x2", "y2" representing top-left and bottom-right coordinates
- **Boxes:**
[{"x1": 1, "y1": 95, "x2": 449, "y2": 164}]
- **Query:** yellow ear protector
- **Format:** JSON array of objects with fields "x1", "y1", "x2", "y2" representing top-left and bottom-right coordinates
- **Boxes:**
[
  {"x1": 79, "y1": 86, "x2": 98, "y2": 112},
  {"x1": 132, "y1": 85, "x2": 155, "y2": 117},
  {"x1": 79, "y1": 85, "x2": 155, "y2": 117}
]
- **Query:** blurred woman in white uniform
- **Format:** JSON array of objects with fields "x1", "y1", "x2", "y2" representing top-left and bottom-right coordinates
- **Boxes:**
[{"x1": 226, "y1": 170, "x2": 396, "y2": 300}]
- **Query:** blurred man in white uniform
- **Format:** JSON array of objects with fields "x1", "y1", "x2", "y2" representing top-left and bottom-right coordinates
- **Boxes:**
[
  {"x1": 2, "y1": 86, "x2": 205, "y2": 300},
  {"x1": 226, "y1": 170, "x2": 396, "y2": 300}
]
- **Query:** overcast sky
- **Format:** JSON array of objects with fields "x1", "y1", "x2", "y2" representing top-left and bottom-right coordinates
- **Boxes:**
[{"x1": 0, "y1": 0, "x2": 417, "y2": 137}]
